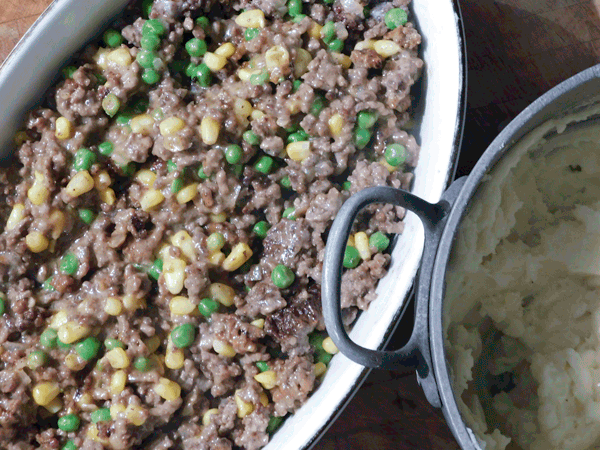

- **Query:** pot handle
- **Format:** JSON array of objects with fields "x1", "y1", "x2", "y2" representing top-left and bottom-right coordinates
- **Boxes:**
[{"x1": 322, "y1": 185, "x2": 456, "y2": 373}]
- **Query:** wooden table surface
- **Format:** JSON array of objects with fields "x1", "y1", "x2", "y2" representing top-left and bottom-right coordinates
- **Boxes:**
[{"x1": 3, "y1": 0, "x2": 600, "y2": 448}]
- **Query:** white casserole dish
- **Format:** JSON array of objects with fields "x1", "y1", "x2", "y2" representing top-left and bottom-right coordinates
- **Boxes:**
[{"x1": 0, "y1": 1, "x2": 466, "y2": 448}]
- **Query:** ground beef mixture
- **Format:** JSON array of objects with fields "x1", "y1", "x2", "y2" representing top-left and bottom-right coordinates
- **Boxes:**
[{"x1": 0, "y1": 0, "x2": 421, "y2": 448}]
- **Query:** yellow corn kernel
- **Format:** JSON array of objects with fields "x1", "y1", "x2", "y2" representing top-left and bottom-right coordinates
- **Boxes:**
[
  {"x1": 44, "y1": 397, "x2": 63, "y2": 414},
  {"x1": 265, "y1": 45, "x2": 290, "y2": 70},
  {"x1": 165, "y1": 342, "x2": 185, "y2": 370},
  {"x1": 65, "y1": 352, "x2": 82, "y2": 371},
  {"x1": 314, "y1": 361, "x2": 327, "y2": 377},
  {"x1": 254, "y1": 370, "x2": 277, "y2": 390},
  {"x1": 135, "y1": 169, "x2": 157, "y2": 187},
  {"x1": 380, "y1": 158, "x2": 397, "y2": 172},
  {"x1": 28, "y1": 171, "x2": 50, "y2": 205},
  {"x1": 105, "y1": 297, "x2": 123, "y2": 316},
  {"x1": 50, "y1": 310, "x2": 69, "y2": 329},
  {"x1": 204, "y1": 52, "x2": 228, "y2": 72},
  {"x1": 322, "y1": 337, "x2": 339, "y2": 355},
  {"x1": 87, "y1": 424, "x2": 109, "y2": 444},
  {"x1": 58, "y1": 322, "x2": 91, "y2": 344},
  {"x1": 14, "y1": 131, "x2": 29, "y2": 146},
  {"x1": 328, "y1": 113, "x2": 344, "y2": 138},
  {"x1": 250, "y1": 109, "x2": 265, "y2": 121},
  {"x1": 234, "y1": 98, "x2": 253, "y2": 120},
  {"x1": 55, "y1": 117, "x2": 72, "y2": 140},
  {"x1": 213, "y1": 339, "x2": 236, "y2": 358},
  {"x1": 110, "y1": 403, "x2": 127, "y2": 418},
  {"x1": 235, "y1": 10, "x2": 266, "y2": 28},
  {"x1": 176, "y1": 183, "x2": 199, "y2": 204},
  {"x1": 49, "y1": 210, "x2": 66, "y2": 239},
  {"x1": 131, "y1": 114, "x2": 155, "y2": 135},
  {"x1": 354, "y1": 231, "x2": 372, "y2": 261},
  {"x1": 222, "y1": 243, "x2": 253, "y2": 272},
  {"x1": 25, "y1": 232, "x2": 49, "y2": 253},
  {"x1": 293, "y1": 48, "x2": 312, "y2": 78},
  {"x1": 331, "y1": 52, "x2": 352, "y2": 69},
  {"x1": 169, "y1": 230, "x2": 196, "y2": 260},
  {"x1": 163, "y1": 255, "x2": 186, "y2": 295},
  {"x1": 203, "y1": 408, "x2": 219, "y2": 426},
  {"x1": 99, "y1": 188, "x2": 116, "y2": 206},
  {"x1": 154, "y1": 377, "x2": 181, "y2": 401},
  {"x1": 77, "y1": 393, "x2": 94, "y2": 408},
  {"x1": 110, "y1": 370, "x2": 127, "y2": 395},
  {"x1": 6, "y1": 204, "x2": 25, "y2": 230},
  {"x1": 94, "y1": 170, "x2": 112, "y2": 191},
  {"x1": 66, "y1": 171, "x2": 95, "y2": 197},
  {"x1": 287, "y1": 99, "x2": 301, "y2": 115},
  {"x1": 237, "y1": 67, "x2": 261, "y2": 82},
  {"x1": 140, "y1": 189, "x2": 165, "y2": 211},
  {"x1": 209, "y1": 283, "x2": 235, "y2": 307},
  {"x1": 169, "y1": 296, "x2": 196, "y2": 315},
  {"x1": 286, "y1": 141, "x2": 311, "y2": 162},
  {"x1": 235, "y1": 390, "x2": 254, "y2": 418},
  {"x1": 107, "y1": 47, "x2": 133, "y2": 66},
  {"x1": 93, "y1": 48, "x2": 111, "y2": 70},
  {"x1": 200, "y1": 117, "x2": 220, "y2": 145},
  {"x1": 215, "y1": 42, "x2": 236, "y2": 58},
  {"x1": 210, "y1": 212, "x2": 227, "y2": 223},
  {"x1": 250, "y1": 318, "x2": 265, "y2": 329},
  {"x1": 308, "y1": 21, "x2": 322, "y2": 39},
  {"x1": 208, "y1": 251, "x2": 226, "y2": 266},
  {"x1": 354, "y1": 40, "x2": 375, "y2": 51},
  {"x1": 374, "y1": 40, "x2": 401, "y2": 58},
  {"x1": 347, "y1": 234, "x2": 355, "y2": 247},
  {"x1": 125, "y1": 404, "x2": 147, "y2": 426},
  {"x1": 159, "y1": 117, "x2": 186, "y2": 137},
  {"x1": 106, "y1": 347, "x2": 130, "y2": 369},
  {"x1": 32, "y1": 382, "x2": 60, "y2": 406},
  {"x1": 145, "y1": 335, "x2": 161, "y2": 354},
  {"x1": 122, "y1": 294, "x2": 145, "y2": 311},
  {"x1": 259, "y1": 392, "x2": 269, "y2": 407}
]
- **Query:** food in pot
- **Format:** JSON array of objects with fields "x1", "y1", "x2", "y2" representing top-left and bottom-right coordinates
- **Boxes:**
[
  {"x1": 445, "y1": 110, "x2": 600, "y2": 450},
  {"x1": 0, "y1": 0, "x2": 422, "y2": 448}
]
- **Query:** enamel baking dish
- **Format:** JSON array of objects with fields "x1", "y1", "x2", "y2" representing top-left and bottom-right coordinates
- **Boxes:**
[{"x1": 0, "y1": 1, "x2": 466, "y2": 448}]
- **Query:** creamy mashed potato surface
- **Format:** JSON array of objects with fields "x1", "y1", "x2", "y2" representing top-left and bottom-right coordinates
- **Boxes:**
[{"x1": 445, "y1": 110, "x2": 600, "y2": 450}]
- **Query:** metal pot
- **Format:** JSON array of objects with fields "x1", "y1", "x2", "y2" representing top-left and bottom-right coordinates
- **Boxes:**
[{"x1": 323, "y1": 64, "x2": 600, "y2": 449}]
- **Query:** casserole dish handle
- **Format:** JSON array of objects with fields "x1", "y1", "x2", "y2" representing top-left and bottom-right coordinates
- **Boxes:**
[{"x1": 322, "y1": 179, "x2": 465, "y2": 381}]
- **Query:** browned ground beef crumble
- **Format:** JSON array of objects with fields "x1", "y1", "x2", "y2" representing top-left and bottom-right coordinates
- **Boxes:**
[{"x1": 0, "y1": 0, "x2": 421, "y2": 448}]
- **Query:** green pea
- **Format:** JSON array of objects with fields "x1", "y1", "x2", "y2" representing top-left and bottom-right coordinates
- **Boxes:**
[
  {"x1": 384, "y1": 143, "x2": 407, "y2": 167},
  {"x1": 252, "y1": 221, "x2": 270, "y2": 239},
  {"x1": 142, "y1": 69, "x2": 161, "y2": 84},
  {"x1": 369, "y1": 231, "x2": 390, "y2": 252},
  {"x1": 75, "y1": 337, "x2": 101, "y2": 361},
  {"x1": 0, "y1": 297, "x2": 4, "y2": 315},
  {"x1": 327, "y1": 39, "x2": 344, "y2": 52},
  {"x1": 93, "y1": 73, "x2": 107, "y2": 85},
  {"x1": 310, "y1": 96, "x2": 326, "y2": 117},
  {"x1": 288, "y1": 0, "x2": 302, "y2": 16},
  {"x1": 194, "y1": 63, "x2": 212, "y2": 87},
  {"x1": 195, "y1": 16, "x2": 209, "y2": 29},
  {"x1": 91, "y1": 408, "x2": 111, "y2": 423},
  {"x1": 206, "y1": 232, "x2": 225, "y2": 252},
  {"x1": 354, "y1": 128, "x2": 371, "y2": 149},
  {"x1": 309, "y1": 332, "x2": 325, "y2": 352},
  {"x1": 116, "y1": 112, "x2": 133, "y2": 126},
  {"x1": 103, "y1": 29, "x2": 123, "y2": 48},
  {"x1": 58, "y1": 414, "x2": 81, "y2": 432},
  {"x1": 385, "y1": 7, "x2": 408, "y2": 30},
  {"x1": 148, "y1": 258, "x2": 163, "y2": 281},
  {"x1": 321, "y1": 22, "x2": 336, "y2": 43},
  {"x1": 136, "y1": 50, "x2": 157, "y2": 69},
  {"x1": 186, "y1": 38, "x2": 208, "y2": 57},
  {"x1": 245, "y1": 28, "x2": 260, "y2": 41},
  {"x1": 256, "y1": 361, "x2": 270, "y2": 372},
  {"x1": 267, "y1": 415, "x2": 285, "y2": 433},
  {"x1": 41, "y1": 328, "x2": 58, "y2": 349},
  {"x1": 292, "y1": 79, "x2": 302, "y2": 92},
  {"x1": 121, "y1": 162, "x2": 137, "y2": 176},
  {"x1": 43, "y1": 277, "x2": 55, "y2": 292},
  {"x1": 102, "y1": 93, "x2": 121, "y2": 117},
  {"x1": 342, "y1": 181, "x2": 351, "y2": 191},
  {"x1": 198, "y1": 298, "x2": 219, "y2": 318},
  {"x1": 171, "y1": 323, "x2": 196, "y2": 348},
  {"x1": 142, "y1": 0, "x2": 154, "y2": 16},
  {"x1": 271, "y1": 264, "x2": 295, "y2": 289},
  {"x1": 282, "y1": 207, "x2": 296, "y2": 220},
  {"x1": 233, "y1": 164, "x2": 244, "y2": 177},
  {"x1": 57, "y1": 339, "x2": 70, "y2": 350},
  {"x1": 165, "y1": 160, "x2": 176, "y2": 173},
  {"x1": 343, "y1": 245, "x2": 360, "y2": 269},
  {"x1": 62, "y1": 440, "x2": 77, "y2": 450},
  {"x1": 27, "y1": 350, "x2": 48, "y2": 369},
  {"x1": 73, "y1": 148, "x2": 97, "y2": 171},
  {"x1": 287, "y1": 131, "x2": 308, "y2": 143},
  {"x1": 225, "y1": 145, "x2": 243, "y2": 165},
  {"x1": 143, "y1": 19, "x2": 166, "y2": 36},
  {"x1": 62, "y1": 66, "x2": 77, "y2": 79},
  {"x1": 134, "y1": 356, "x2": 152, "y2": 372},
  {"x1": 363, "y1": 7, "x2": 370, "y2": 17},
  {"x1": 171, "y1": 178, "x2": 184, "y2": 193},
  {"x1": 280, "y1": 176, "x2": 292, "y2": 189},
  {"x1": 104, "y1": 338, "x2": 125, "y2": 350},
  {"x1": 254, "y1": 156, "x2": 274, "y2": 174},
  {"x1": 292, "y1": 14, "x2": 307, "y2": 23},
  {"x1": 317, "y1": 351, "x2": 333, "y2": 364},
  {"x1": 141, "y1": 33, "x2": 161, "y2": 51},
  {"x1": 243, "y1": 130, "x2": 260, "y2": 146},
  {"x1": 198, "y1": 165, "x2": 209, "y2": 179},
  {"x1": 60, "y1": 253, "x2": 79, "y2": 275},
  {"x1": 357, "y1": 110, "x2": 377, "y2": 129},
  {"x1": 98, "y1": 141, "x2": 114, "y2": 156},
  {"x1": 185, "y1": 62, "x2": 198, "y2": 78},
  {"x1": 250, "y1": 70, "x2": 269, "y2": 86}
]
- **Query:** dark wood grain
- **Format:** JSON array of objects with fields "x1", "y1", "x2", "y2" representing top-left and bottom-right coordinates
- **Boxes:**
[{"x1": 2, "y1": 0, "x2": 598, "y2": 448}]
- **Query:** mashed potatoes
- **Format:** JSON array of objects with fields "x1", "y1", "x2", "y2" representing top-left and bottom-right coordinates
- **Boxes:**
[{"x1": 445, "y1": 110, "x2": 600, "y2": 450}]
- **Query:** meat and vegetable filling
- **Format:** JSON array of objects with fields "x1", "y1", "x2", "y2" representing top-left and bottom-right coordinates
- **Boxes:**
[{"x1": 0, "y1": 0, "x2": 421, "y2": 448}]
